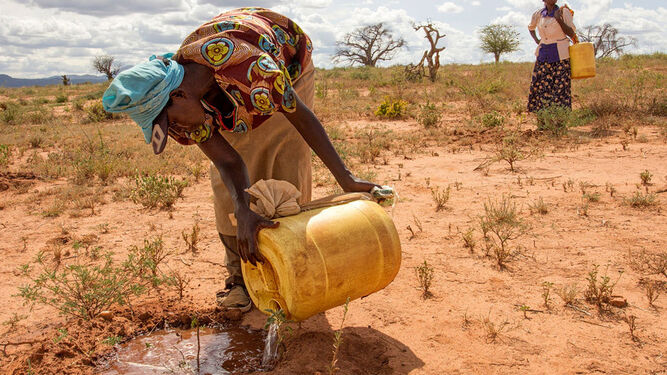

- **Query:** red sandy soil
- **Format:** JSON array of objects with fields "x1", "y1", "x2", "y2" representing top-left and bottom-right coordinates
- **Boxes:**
[{"x1": 0, "y1": 120, "x2": 666, "y2": 374}]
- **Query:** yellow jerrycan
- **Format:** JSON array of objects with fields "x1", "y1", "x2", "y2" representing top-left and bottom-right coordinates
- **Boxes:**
[
  {"x1": 569, "y1": 42, "x2": 596, "y2": 79},
  {"x1": 241, "y1": 194, "x2": 402, "y2": 321}
]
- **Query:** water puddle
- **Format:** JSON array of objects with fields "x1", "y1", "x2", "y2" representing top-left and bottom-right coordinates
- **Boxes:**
[{"x1": 100, "y1": 325, "x2": 265, "y2": 374}]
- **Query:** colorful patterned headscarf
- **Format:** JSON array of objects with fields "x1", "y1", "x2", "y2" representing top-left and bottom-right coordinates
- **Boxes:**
[{"x1": 102, "y1": 55, "x2": 184, "y2": 143}]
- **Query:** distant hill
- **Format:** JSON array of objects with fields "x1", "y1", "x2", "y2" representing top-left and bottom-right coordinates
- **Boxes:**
[{"x1": 0, "y1": 74, "x2": 108, "y2": 88}]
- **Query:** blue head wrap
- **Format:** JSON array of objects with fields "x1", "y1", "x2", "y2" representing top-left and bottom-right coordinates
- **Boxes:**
[{"x1": 102, "y1": 54, "x2": 184, "y2": 143}]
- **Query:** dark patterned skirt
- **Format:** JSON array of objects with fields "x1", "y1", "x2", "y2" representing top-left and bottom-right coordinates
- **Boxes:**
[{"x1": 527, "y1": 59, "x2": 571, "y2": 112}]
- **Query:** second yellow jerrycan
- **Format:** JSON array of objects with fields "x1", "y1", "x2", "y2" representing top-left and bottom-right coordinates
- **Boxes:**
[
  {"x1": 569, "y1": 42, "x2": 596, "y2": 79},
  {"x1": 241, "y1": 195, "x2": 402, "y2": 321}
]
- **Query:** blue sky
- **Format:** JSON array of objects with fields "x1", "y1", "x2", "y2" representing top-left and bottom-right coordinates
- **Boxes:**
[{"x1": 1, "y1": 0, "x2": 664, "y2": 78}]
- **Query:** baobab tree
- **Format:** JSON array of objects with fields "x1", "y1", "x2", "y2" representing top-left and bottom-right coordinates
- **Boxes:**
[{"x1": 333, "y1": 23, "x2": 406, "y2": 67}]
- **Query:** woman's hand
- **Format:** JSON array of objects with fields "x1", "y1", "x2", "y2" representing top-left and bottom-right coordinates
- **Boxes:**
[
  {"x1": 235, "y1": 208, "x2": 279, "y2": 266},
  {"x1": 340, "y1": 173, "x2": 381, "y2": 193}
]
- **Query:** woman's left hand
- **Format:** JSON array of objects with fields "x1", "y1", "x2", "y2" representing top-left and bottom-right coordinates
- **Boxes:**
[{"x1": 340, "y1": 173, "x2": 381, "y2": 193}]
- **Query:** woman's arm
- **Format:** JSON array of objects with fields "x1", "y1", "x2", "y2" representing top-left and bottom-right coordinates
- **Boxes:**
[
  {"x1": 197, "y1": 131, "x2": 277, "y2": 266},
  {"x1": 555, "y1": 8, "x2": 576, "y2": 41},
  {"x1": 284, "y1": 94, "x2": 379, "y2": 192},
  {"x1": 530, "y1": 30, "x2": 540, "y2": 45}
]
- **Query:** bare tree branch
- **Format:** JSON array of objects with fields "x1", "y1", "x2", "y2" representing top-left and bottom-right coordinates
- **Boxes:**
[
  {"x1": 413, "y1": 21, "x2": 446, "y2": 82},
  {"x1": 333, "y1": 23, "x2": 406, "y2": 67},
  {"x1": 92, "y1": 55, "x2": 121, "y2": 81},
  {"x1": 577, "y1": 23, "x2": 636, "y2": 59}
]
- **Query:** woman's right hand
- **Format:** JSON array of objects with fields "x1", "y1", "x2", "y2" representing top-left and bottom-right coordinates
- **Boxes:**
[{"x1": 235, "y1": 208, "x2": 279, "y2": 266}]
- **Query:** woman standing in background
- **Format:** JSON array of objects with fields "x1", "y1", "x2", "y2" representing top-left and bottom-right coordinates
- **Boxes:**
[{"x1": 527, "y1": 0, "x2": 577, "y2": 112}]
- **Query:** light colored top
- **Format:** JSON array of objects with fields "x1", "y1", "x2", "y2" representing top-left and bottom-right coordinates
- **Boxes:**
[{"x1": 528, "y1": 7, "x2": 576, "y2": 61}]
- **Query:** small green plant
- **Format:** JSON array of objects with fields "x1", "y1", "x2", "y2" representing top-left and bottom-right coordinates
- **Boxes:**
[
  {"x1": 182, "y1": 220, "x2": 200, "y2": 253},
  {"x1": 495, "y1": 135, "x2": 526, "y2": 172},
  {"x1": 415, "y1": 260, "x2": 434, "y2": 299},
  {"x1": 103, "y1": 335, "x2": 123, "y2": 346},
  {"x1": 638, "y1": 278, "x2": 664, "y2": 308},
  {"x1": 417, "y1": 101, "x2": 442, "y2": 128},
  {"x1": 191, "y1": 316, "x2": 201, "y2": 373},
  {"x1": 430, "y1": 185, "x2": 451, "y2": 211},
  {"x1": 529, "y1": 197, "x2": 549, "y2": 215},
  {"x1": 519, "y1": 304, "x2": 530, "y2": 319},
  {"x1": 479, "y1": 196, "x2": 526, "y2": 269},
  {"x1": 125, "y1": 236, "x2": 172, "y2": 289},
  {"x1": 263, "y1": 308, "x2": 294, "y2": 367},
  {"x1": 640, "y1": 170, "x2": 653, "y2": 186},
  {"x1": 480, "y1": 111, "x2": 504, "y2": 128},
  {"x1": 55, "y1": 93, "x2": 68, "y2": 103},
  {"x1": 584, "y1": 264, "x2": 623, "y2": 312},
  {"x1": 583, "y1": 192, "x2": 601, "y2": 203},
  {"x1": 542, "y1": 281, "x2": 554, "y2": 309},
  {"x1": 54, "y1": 328, "x2": 68, "y2": 344},
  {"x1": 2, "y1": 312, "x2": 28, "y2": 329},
  {"x1": 626, "y1": 191, "x2": 658, "y2": 208},
  {"x1": 169, "y1": 269, "x2": 191, "y2": 300},
  {"x1": 130, "y1": 174, "x2": 188, "y2": 209},
  {"x1": 329, "y1": 297, "x2": 351, "y2": 375},
  {"x1": 624, "y1": 315, "x2": 639, "y2": 343},
  {"x1": 375, "y1": 96, "x2": 408, "y2": 119}
]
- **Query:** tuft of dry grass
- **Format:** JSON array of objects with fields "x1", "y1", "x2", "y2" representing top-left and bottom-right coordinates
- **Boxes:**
[
  {"x1": 430, "y1": 185, "x2": 451, "y2": 211},
  {"x1": 415, "y1": 260, "x2": 434, "y2": 299}
]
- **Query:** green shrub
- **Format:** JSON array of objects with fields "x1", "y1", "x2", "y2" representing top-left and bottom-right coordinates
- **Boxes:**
[
  {"x1": 56, "y1": 93, "x2": 68, "y2": 103},
  {"x1": 481, "y1": 111, "x2": 505, "y2": 128},
  {"x1": 85, "y1": 101, "x2": 113, "y2": 122},
  {"x1": 130, "y1": 174, "x2": 188, "y2": 209},
  {"x1": 536, "y1": 106, "x2": 572, "y2": 137},
  {"x1": 0, "y1": 103, "x2": 22, "y2": 124},
  {"x1": 417, "y1": 101, "x2": 442, "y2": 128},
  {"x1": 375, "y1": 97, "x2": 408, "y2": 119},
  {"x1": 626, "y1": 191, "x2": 658, "y2": 208},
  {"x1": 18, "y1": 251, "x2": 147, "y2": 320}
]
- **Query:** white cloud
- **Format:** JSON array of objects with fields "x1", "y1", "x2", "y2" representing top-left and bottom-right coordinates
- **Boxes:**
[
  {"x1": 504, "y1": 0, "x2": 539, "y2": 11},
  {"x1": 471, "y1": 1, "x2": 481, "y2": 6},
  {"x1": 438, "y1": 2, "x2": 464, "y2": 14},
  {"x1": 27, "y1": 0, "x2": 186, "y2": 16}
]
